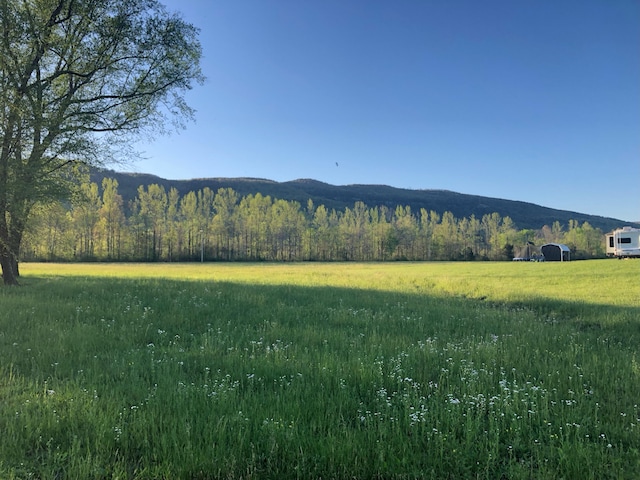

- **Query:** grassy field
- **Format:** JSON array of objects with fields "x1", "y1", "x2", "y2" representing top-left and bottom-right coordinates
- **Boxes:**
[{"x1": 1, "y1": 260, "x2": 639, "y2": 479}]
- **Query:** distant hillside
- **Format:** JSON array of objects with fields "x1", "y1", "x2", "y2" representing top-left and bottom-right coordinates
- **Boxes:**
[{"x1": 91, "y1": 169, "x2": 636, "y2": 232}]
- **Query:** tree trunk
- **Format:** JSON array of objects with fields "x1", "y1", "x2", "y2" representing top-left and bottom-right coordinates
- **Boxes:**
[
  {"x1": 0, "y1": 215, "x2": 23, "y2": 285},
  {"x1": 0, "y1": 248, "x2": 19, "y2": 286}
]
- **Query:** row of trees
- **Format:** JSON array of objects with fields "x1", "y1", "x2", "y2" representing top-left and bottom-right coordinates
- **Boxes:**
[{"x1": 21, "y1": 178, "x2": 607, "y2": 263}]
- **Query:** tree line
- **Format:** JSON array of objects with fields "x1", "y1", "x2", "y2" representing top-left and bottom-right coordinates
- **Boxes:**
[{"x1": 20, "y1": 178, "x2": 607, "y2": 263}]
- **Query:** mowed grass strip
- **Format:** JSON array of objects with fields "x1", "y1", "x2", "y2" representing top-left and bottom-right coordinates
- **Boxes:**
[{"x1": 1, "y1": 260, "x2": 638, "y2": 479}]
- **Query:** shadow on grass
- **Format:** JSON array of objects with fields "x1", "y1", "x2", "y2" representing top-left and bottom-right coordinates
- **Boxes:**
[
  {"x1": 6, "y1": 273, "x2": 640, "y2": 349},
  {"x1": 1, "y1": 274, "x2": 639, "y2": 479}
]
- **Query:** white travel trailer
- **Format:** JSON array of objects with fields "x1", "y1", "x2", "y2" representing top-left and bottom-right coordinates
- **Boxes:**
[{"x1": 605, "y1": 227, "x2": 640, "y2": 258}]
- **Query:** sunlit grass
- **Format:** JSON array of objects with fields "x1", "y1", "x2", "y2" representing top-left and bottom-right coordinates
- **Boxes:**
[
  {"x1": 1, "y1": 260, "x2": 639, "y2": 478},
  {"x1": 22, "y1": 259, "x2": 640, "y2": 304}
]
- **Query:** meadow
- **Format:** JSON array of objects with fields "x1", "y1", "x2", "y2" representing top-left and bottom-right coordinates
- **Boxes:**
[{"x1": 1, "y1": 260, "x2": 639, "y2": 479}]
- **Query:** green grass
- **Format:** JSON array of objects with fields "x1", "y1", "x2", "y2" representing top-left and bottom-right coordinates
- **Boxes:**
[{"x1": 1, "y1": 260, "x2": 639, "y2": 479}]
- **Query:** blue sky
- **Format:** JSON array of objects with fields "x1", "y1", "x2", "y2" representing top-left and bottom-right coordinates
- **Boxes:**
[{"x1": 127, "y1": 0, "x2": 640, "y2": 222}]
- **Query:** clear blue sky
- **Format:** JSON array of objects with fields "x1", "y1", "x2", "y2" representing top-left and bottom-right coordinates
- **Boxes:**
[{"x1": 127, "y1": 0, "x2": 640, "y2": 223}]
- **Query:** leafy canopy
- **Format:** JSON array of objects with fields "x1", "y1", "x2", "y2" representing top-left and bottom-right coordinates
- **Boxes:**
[{"x1": 0, "y1": 0, "x2": 204, "y2": 284}]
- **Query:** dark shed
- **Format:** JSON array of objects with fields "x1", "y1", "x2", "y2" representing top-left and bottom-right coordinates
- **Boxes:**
[{"x1": 541, "y1": 243, "x2": 570, "y2": 262}]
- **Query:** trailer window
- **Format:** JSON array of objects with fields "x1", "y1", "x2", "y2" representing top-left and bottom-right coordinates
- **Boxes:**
[
  {"x1": 609, "y1": 237, "x2": 614, "y2": 247},
  {"x1": 618, "y1": 237, "x2": 632, "y2": 244}
]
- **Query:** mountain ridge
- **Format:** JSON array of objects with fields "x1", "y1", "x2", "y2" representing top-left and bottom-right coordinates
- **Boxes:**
[{"x1": 91, "y1": 169, "x2": 637, "y2": 233}]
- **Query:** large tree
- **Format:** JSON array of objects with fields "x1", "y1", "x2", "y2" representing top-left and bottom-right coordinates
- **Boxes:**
[{"x1": 0, "y1": 0, "x2": 203, "y2": 284}]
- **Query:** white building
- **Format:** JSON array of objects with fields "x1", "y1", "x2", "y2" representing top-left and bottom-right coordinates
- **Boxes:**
[{"x1": 605, "y1": 227, "x2": 640, "y2": 258}]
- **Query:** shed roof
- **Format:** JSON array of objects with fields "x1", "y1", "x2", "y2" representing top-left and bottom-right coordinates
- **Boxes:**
[{"x1": 541, "y1": 243, "x2": 570, "y2": 252}]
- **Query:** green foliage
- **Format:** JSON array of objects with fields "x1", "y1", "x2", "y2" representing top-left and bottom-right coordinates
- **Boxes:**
[
  {"x1": 22, "y1": 180, "x2": 611, "y2": 263},
  {"x1": 0, "y1": 0, "x2": 203, "y2": 284},
  {"x1": 1, "y1": 261, "x2": 639, "y2": 478}
]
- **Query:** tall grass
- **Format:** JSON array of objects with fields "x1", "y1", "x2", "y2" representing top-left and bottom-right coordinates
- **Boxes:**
[{"x1": 1, "y1": 260, "x2": 638, "y2": 478}]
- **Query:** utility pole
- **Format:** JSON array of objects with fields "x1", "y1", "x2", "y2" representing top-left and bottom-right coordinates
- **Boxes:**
[{"x1": 200, "y1": 229, "x2": 204, "y2": 263}]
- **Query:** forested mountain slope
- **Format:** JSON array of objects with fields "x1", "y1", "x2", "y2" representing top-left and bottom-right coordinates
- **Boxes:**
[{"x1": 92, "y1": 169, "x2": 635, "y2": 232}]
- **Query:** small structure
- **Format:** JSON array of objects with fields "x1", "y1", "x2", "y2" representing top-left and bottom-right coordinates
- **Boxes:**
[
  {"x1": 605, "y1": 226, "x2": 640, "y2": 258},
  {"x1": 540, "y1": 243, "x2": 570, "y2": 262}
]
